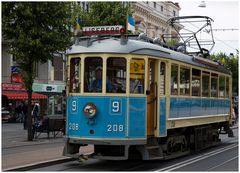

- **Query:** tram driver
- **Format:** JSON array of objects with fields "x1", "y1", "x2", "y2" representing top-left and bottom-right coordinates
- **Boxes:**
[{"x1": 91, "y1": 66, "x2": 113, "y2": 92}]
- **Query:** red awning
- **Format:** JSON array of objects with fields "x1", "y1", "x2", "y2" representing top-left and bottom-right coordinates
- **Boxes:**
[{"x1": 2, "y1": 92, "x2": 47, "y2": 100}]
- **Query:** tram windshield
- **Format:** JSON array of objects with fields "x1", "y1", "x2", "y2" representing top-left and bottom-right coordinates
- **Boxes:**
[
  {"x1": 107, "y1": 57, "x2": 126, "y2": 93},
  {"x1": 84, "y1": 57, "x2": 103, "y2": 93},
  {"x1": 69, "y1": 56, "x2": 145, "y2": 94},
  {"x1": 69, "y1": 57, "x2": 81, "y2": 93}
]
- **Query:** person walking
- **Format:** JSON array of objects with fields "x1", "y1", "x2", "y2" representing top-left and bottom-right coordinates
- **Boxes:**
[
  {"x1": 22, "y1": 102, "x2": 28, "y2": 130},
  {"x1": 32, "y1": 102, "x2": 40, "y2": 123}
]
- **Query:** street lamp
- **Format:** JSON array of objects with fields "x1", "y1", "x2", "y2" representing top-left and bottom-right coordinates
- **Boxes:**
[{"x1": 198, "y1": 1, "x2": 206, "y2": 8}]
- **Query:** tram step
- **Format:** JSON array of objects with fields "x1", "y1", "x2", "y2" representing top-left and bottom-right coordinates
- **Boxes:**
[
  {"x1": 146, "y1": 145, "x2": 160, "y2": 150},
  {"x1": 147, "y1": 156, "x2": 164, "y2": 160}
]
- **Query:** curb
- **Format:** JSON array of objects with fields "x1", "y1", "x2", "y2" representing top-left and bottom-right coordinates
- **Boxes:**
[
  {"x1": 3, "y1": 157, "x2": 75, "y2": 171},
  {"x1": 230, "y1": 125, "x2": 238, "y2": 130}
]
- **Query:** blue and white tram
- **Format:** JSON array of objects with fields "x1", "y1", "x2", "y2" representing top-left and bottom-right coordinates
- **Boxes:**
[{"x1": 63, "y1": 34, "x2": 233, "y2": 160}]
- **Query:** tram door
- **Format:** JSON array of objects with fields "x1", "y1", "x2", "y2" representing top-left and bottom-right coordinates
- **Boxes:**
[{"x1": 147, "y1": 59, "x2": 158, "y2": 136}]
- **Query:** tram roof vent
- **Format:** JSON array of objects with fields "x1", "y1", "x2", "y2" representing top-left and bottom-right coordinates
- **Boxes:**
[{"x1": 75, "y1": 36, "x2": 92, "y2": 47}]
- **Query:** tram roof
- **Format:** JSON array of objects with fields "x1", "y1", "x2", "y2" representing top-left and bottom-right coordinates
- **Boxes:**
[{"x1": 67, "y1": 37, "x2": 231, "y2": 75}]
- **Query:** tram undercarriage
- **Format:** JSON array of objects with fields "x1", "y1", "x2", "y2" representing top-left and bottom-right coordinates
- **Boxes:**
[{"x1": 63, "y1": 122, "x2": 233, "y2": 161}]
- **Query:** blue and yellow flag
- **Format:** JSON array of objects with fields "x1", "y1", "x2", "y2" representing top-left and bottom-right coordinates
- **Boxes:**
[{"x1": 77, "y1": 17, "x2": 81, "y2": 30}]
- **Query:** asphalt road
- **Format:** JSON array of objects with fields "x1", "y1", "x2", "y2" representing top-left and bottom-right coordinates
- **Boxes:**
[{"x1": 28, "y1": 128, "x2": 238, "y2": 171}]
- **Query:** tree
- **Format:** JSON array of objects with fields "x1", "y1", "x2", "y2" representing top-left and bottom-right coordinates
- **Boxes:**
[
  {"x1": 76, "y1": 2, "x2": 132, "y2": 28},
  {"x1": 2, "y1": 2, "x2": 75, "y2": 141},
  {"x1": 209, "y1": 51, "x2": 239, "y2": 95}
]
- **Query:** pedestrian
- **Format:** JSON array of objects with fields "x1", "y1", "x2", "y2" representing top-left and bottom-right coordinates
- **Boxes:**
[
  {"x1": 231, "y1": 107, "x2": 236, "y2": 126},
  {"x1": 32, "y1": 102, "x2": 40, "y2": 123},
  {"x1": 22, "y1": 102, "x2": 28, "y2": 130}
]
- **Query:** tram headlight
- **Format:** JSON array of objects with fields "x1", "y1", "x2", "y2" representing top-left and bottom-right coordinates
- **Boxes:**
[{"x1": 83, "y1": 103, "x2": 97, "y2": 118}]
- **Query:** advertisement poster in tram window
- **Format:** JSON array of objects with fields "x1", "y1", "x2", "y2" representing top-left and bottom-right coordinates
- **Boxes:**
[{"x1": 130, "y1": 59, "x2": 144, "y2": 79}]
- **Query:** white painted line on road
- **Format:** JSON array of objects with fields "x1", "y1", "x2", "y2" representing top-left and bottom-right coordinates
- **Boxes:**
[
  {"x1": 155, "y1": 143, "x2": 238, "y2": 172},
  {"x1": 206, "y1": 155, "x2": 239, "y2": 171}
]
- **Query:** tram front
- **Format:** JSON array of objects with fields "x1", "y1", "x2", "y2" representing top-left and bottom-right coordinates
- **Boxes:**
[{"x1": 63, "y1": 53, "x2": 147, "y2": 160}]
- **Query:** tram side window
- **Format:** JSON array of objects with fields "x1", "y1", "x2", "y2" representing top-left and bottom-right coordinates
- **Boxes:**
[
  {"x1": 219, "y1": 76, "x2": 225, "y2": 97},
  {"x1": 211, "y1": 73, "x2": 218, "y2": 97},
  {"x1": 70, "y1": 58, "x2": 81, "y2": 93},
  {"x1": 130, "y1": 59, "x2": 145, "y2": 94},
  {"x1": 192, "y1": 68, "x2": 201, "y2": 96},
  {"x1": 180, "y1": 67, "x2": 190, "y2": 95},
  {"x1": 202, "y1": 72, "x2": 210, "y2": 97},
  {"x1": 160, "y1": 62, "x2": 166, "y2": 95},
  {"x1": 171, "y1": 64, "x2": 178, "y2": 95},
  {"x1": 107, "y1": 58, "x2": 126, "y2": 93},
  {"x1": 226, "y1": 77, "x2": 229, "y2": 98},
  {"x1": 84, "y1": 57, "x2": 103, "y2": 93}
]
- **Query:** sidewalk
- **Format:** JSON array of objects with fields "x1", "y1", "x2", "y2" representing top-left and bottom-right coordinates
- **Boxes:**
[{"x1": 1, "y1": 123, "x2": 93, "y2": 170}]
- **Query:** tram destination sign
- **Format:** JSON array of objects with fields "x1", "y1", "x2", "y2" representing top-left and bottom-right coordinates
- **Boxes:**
[{"x1": 81, "y1": 25, "x2": 123, "y2": 36}]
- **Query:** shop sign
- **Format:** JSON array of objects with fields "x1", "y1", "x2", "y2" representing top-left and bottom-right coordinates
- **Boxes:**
[
  {"x1": 82, "y1": 25, "x2": 123, "y2": 36},
  {"x1": 11, "y1": 73, "x2": 23, "y2": 83},
  {"x1": 11, "y1": 66, "x2": 23, "y2": 83},
  {"x1": 33, "y1": 83, "x2": 65, "y2": 93},
  {"x1": 2, "y1": 83, "x2": 26, "y2": 91}
]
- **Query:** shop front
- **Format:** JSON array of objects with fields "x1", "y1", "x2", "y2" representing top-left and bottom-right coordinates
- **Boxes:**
[
  {"x1": 32, "y1": 83, "x2": 66, "y2": 117},
  {"x1": 1, "y1": 83, "x2": 48, "y2": 122}
]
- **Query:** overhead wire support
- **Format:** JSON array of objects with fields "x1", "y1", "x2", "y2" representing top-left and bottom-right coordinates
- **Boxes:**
[{"x1": 163, "y1": 15, "x2": 216, "y2": 57}]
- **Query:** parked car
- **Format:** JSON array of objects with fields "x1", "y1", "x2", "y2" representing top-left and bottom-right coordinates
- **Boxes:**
[{"x1": 2, "y1": 107, "x2": 15, "y2": 123}]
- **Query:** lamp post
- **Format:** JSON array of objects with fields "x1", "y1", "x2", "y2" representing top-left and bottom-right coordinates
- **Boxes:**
[{"x1": 198, "y1": 1, "x2": 206, "y2": 8}]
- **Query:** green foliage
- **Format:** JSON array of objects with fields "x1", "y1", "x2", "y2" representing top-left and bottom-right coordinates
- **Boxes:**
[
  {"x1": 2, "y1": 2, "x2": 75, "y2": 140},
  {"x1": 209, "y1": 51, "x2": 239, "y2": 95},
  {"x1": 76, "y1": 2, "x2": 132, "y2": 27},
  {"x1": 166, "y1": 39, "x2": 178, "y2": 47},
  {"x1": 2, "y1": 2, "x2": 74, "y2": 90}
]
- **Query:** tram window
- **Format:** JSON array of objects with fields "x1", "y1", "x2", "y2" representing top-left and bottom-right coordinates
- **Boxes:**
[
  {"x1": 226, "y1": 77, "x2": 229, "y2": 98},
  {"x1": 130, "y1": 59, "x2": 145, "y2": 94},
  {"x1": 107, "y1": 57, "x2": 126, "y2": 93},
  {"x1": 180, "y1": 67, "x2": 190, "y2": 95},
  {"x1": 219, "y1": 75, "x2": 225, "y2": 97},
  {"x1": 70, "y1": 57, "x2": 81, "y2": 93},
  {"x1": 202, "y1": 72, "x2": 210, "y2": 97},
  {"x1": 171, "y1": 64, "x2": 178, "y2": 95},
  {"x1": 211, "y1": 73, "x2": 218, "y2": 97},
  {"x1": 192, "y1": 68, "x2": 201, "y2": 96},
  {"x1": 160, "y1": 62, "x2": 166, "y2": 95},
  {"x1": 84, "y1": 57, "x2": 103, "y2": 93}
]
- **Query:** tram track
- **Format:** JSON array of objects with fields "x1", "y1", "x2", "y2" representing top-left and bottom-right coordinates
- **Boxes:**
[
  {"x1": 7, "y1": 141, "x2": 237, "y2": 171},
  {"x1": 155, "y1": 143, "x2": 238, "y2": 172}
]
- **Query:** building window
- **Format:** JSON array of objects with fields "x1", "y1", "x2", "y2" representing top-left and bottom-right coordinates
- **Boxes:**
[
  {"x1": 173, "y1": 10, "x2": 176, "y2": 17},
  {"x1": 86, "y1": 3, "x2": 89, "y2": 12},
  {"x1": 171, "y1": 64, "x2": 178, "y2": 95},
  {"x1": 192, "y1": 68, "x2": 201, "y2": 96},
  {"x1": 202, "y1": 71, "x2": 210, "y2": 97},
  {"x1": 153, "y1": 2, "x2": 156, "y2": 8},
  {"x1": 82, "y1": 2, "x2": 85, "y2": 10},
  {"x1": 107, "y1": 57, "x2": 126, "y2": 93},
  {"x1": 161, "y1": 6, "x2": 163, "y2": 12},
  {"x1": 53, "y1": 56, "x2": 63, "y2": 81},
  {"x1": 180, "y1": 67, "x2": 190, "y2": 95}
]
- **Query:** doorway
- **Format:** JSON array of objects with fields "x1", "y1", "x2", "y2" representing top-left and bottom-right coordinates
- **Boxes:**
[{"x1": 147, "y1": 59, "x2": 158, "y2": 136}]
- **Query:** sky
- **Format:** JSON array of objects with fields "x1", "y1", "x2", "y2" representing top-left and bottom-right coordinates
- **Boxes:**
[{"x1": 176, "y1": 1, "x2": 239, "y2": 55}]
